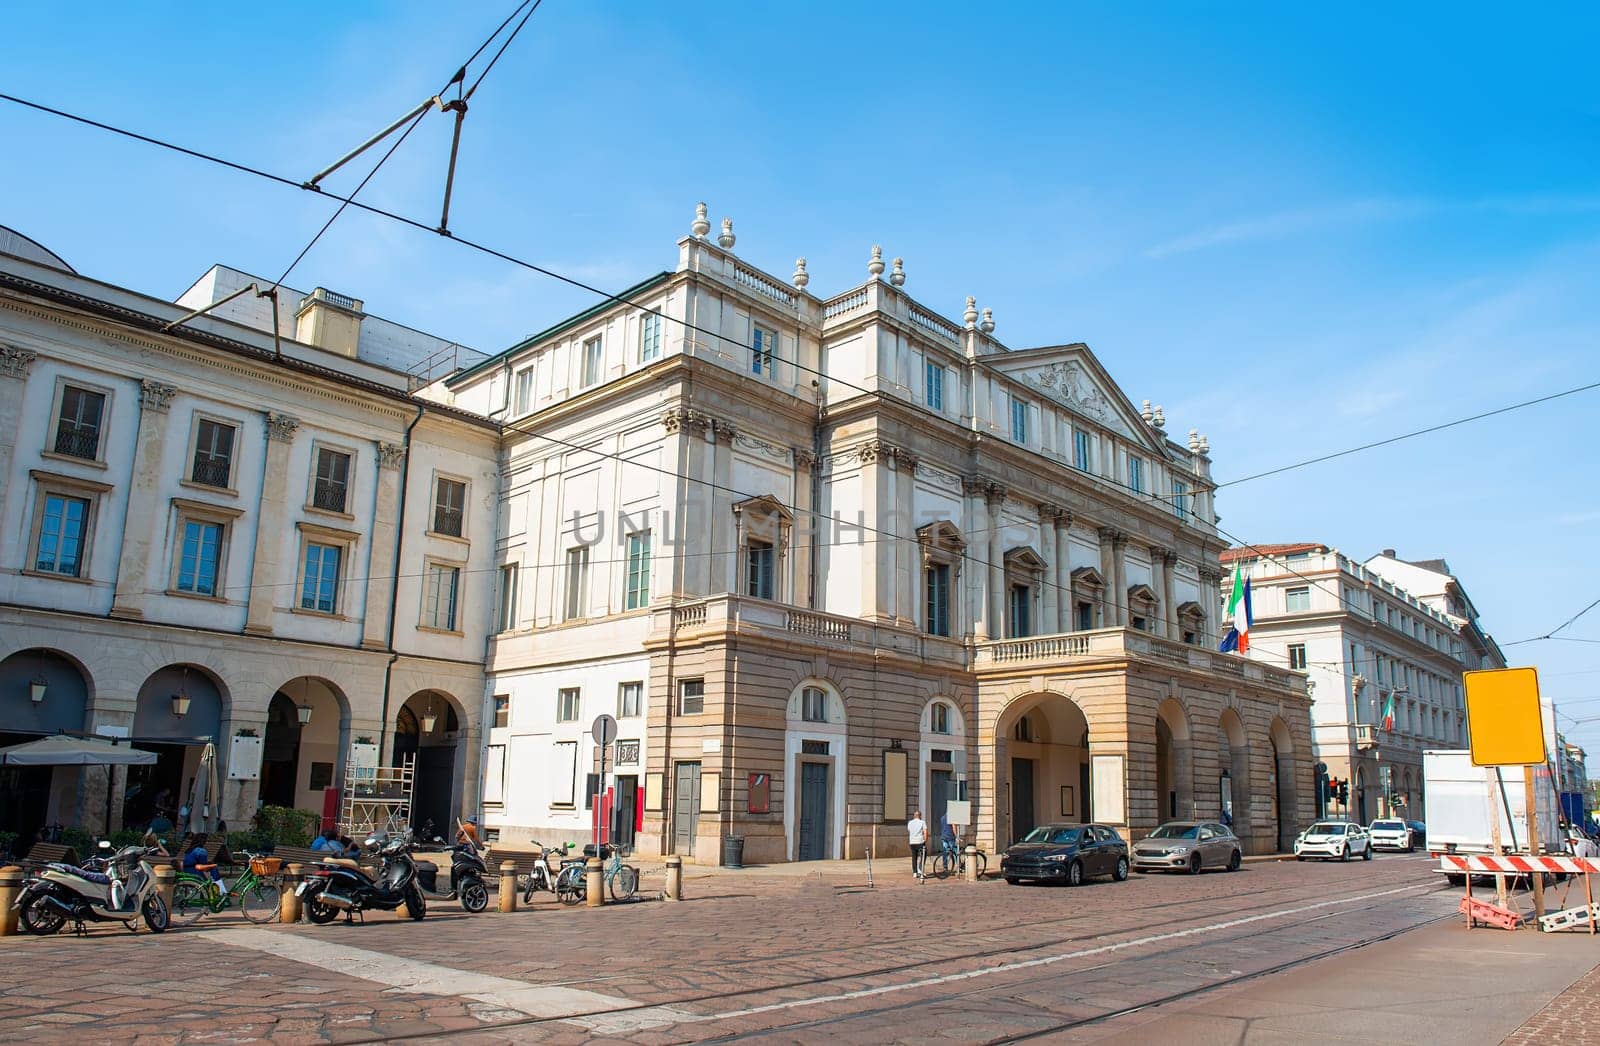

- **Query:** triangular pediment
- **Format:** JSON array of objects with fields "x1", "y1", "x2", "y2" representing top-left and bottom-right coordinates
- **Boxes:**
[
  {"x1": 1071, "y1": 566, "x2": 1106, "y2": 588},
  {"x1": 1127, "y1": 583, "x2": 1159, "y2": 603},
  {"x1": 733, "y1": 494, "x2": 793, "y2": 524},
  {"x1": 986, "y1": 343, "x2": 1165, "y2": 452},
  {"x1": 917, "y1": 519, "x2": 966, "y2": 553},
  {"x1": 1004, "y1": 545, "x2": 1047, "y2": 572}
]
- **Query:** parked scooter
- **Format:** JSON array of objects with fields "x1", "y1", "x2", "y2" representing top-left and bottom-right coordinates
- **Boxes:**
[
  {"x1": 299, "y1": 828, "x2": 426, "y2": 923},
  {"x1": 521, "y1": 840, "x2": 584, "y2": 904},
  {"x1": 414, "y1": 825, "x2": 489, "y2": 913},
  {"x1": 15, "y1": 841, "x2": 169, "y2": 935}
]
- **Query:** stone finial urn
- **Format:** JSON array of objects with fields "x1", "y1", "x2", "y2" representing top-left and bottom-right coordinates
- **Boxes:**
[
  {"x1": 718, "y1": 217, "x2": 736, "y2": 249},
  {"x1": 692, "y1": 202, "x2": 710, "y2": 239},
  {"x1": 793, "y1": 258, "x2": 810, "y2": 289},
  {"x1": 979, "y1": 308, "x2": 995, "y2": 334},
  {"x1": 963, "y1": 296, "x2": 979, "y2": 329},
  {"x1": 868, "y1": 245, "x2": 885, "y2": 278},
  {"x1": 889, "y1": 257, "x2": 906, "y2": 287}
]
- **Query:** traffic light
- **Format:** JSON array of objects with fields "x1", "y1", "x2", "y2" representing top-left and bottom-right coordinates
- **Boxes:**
[{"x1": 1338, "y1": 780, "x2": 1350, "y2": 805}]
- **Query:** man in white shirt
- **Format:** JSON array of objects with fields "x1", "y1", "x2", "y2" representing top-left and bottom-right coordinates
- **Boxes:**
[{"x1": 907, "y1": 810, "x2": 929, "y2": 880}]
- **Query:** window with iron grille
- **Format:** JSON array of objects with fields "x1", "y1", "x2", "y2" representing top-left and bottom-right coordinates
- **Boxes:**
[
  {"x1": 931, "y1": 749, "x2": 953, "y2": 764},
  {"x1": 53, "y1": 386, "x2": 105, "y2": 460},
  {"x1": 801, "y1": 740, "x2": 829, "y2": 755},
  {"x1": 433, "y1": 477, "x2": 465, "y2": 536},
  {"x1": 191, "y1": 419, "x2": 235, "y2": 488},
  {"x1": 312, "y1": 447, "x2": 350, "y2": 513}
]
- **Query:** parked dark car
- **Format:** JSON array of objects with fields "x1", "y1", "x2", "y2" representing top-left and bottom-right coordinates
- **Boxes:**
[{"x1": 1001, "y1": 823, "x2": 1128, "y2": 886}]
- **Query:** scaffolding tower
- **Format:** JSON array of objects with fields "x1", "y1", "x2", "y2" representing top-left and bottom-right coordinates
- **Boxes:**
[{"x1": 339, "y1": 749, "x2": 415, "y2": 838}]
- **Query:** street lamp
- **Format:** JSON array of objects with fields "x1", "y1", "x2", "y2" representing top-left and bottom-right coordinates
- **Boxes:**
[
  {"x1": 29, "y1": 677, "x2": 47, "y2": 704},
  {"x1": 295, "y1": 678, "x2": 313, "y2": 726},
  {"x1": 171, "y1": 692, "x2": 191, "y2": 718},
  {"x1": 421, "y1": 695, "x2": 438, "y2": 734}
]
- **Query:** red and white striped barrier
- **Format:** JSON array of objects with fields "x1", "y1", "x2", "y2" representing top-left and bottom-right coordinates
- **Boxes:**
[{"x1": 1438, "y1": 853, "x2": 1600, "y2": 875}]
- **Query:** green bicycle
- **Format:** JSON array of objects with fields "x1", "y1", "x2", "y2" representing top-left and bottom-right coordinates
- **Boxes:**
[{"x1": 170, "y1": 853, "x2": 282, "y2": 925}]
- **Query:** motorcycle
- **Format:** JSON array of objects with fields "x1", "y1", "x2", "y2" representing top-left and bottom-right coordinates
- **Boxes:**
[
  {"x1": 15, "y1": 841, "x2": 169, "y2": 935},
  {"x1": 414, "y1": 829, "x2": 490, "y2": 913},
  {"x1": 521, "y1": 840, "x2": 584, "y2": 905},
  {"x1": 298, "y1": 828, "x2": 426, "y2": 923}
]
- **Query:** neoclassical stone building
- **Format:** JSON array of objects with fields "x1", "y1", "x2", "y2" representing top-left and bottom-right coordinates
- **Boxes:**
[
  {"x1": 439, "y1": 207, "x2": 1314, "y2": 861},
  {"x1": 0, "y1": 232, "x2": 496, "y2": 844}
]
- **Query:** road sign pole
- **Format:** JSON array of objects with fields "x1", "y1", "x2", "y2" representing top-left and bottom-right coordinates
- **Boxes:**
[{"x1": 1525, "y1": 764, "x2": 1545, "y2": 920}]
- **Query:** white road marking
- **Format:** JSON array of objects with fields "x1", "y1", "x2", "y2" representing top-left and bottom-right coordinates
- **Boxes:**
[
  {"x1": 689, "y1": 881, "x2": 1441, "y2": 1024},
  {"x1": 209, "y1": 927, "x2": 689, "y2": 1031}
]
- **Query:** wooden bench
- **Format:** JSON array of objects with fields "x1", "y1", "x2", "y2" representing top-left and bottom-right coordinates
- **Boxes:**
[
  {"x1": 484, "y1": 847, "x2": 572, "y2": 882},
  {"x1": 171, "y1": 834, "x2": 233, "y2": 869},
  {"x1": 273, "y1": 844, "x2": 379, "y2": 873},
  {"x1": 20, "y1": 842, "x2": 78, "y2": 872}
]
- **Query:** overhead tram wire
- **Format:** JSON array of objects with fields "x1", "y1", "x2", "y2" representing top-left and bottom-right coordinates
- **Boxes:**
[
  {"x1": 0, "y1": 91, "x2": 1581, "y2": 664},
  {"x1": 1502, "y1": 596, "x2": 1600, "y2": 647}
]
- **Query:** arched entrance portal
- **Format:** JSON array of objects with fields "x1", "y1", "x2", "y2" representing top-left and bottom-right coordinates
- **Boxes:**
[
  {"x1": 1154, "y1": 698, "x2": 1193, "y2": 822},
  {"x1": 126, "y1": 665, "x2": 226, "y2": 830},
  {"x1": 996, "y1": 694, "x2": 1090, "y2": 847},
  {"x1": 783, "y1": 681, "x2": 847, "y2": 861},
  {"x1": 260, "y1": 678, "x2": 348, "y2": 815},
  {"x1": 395, "y1": 691, "x2": 462, "y2": 834},
  {"x1": 1217, "y1": 709, "x2": 1253, "y2": 845},
  {"x1": 0, "y1": 649, "x2": 91, "y2": 842},
  {"x1": 1269, "y1": 717, "x2": 1299, "y2": 852}
]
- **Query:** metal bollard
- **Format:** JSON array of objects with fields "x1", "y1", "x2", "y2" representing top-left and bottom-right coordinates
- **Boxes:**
[
  {"x1": 664, "y1": 855, "x2": 682, "y2": 901},
  {"x1": 586, "y1": 857, "x2": 604, "y2": 907},
  {"x1": 154, "y1": 864, "x2": 177, "y2": 916},
  {"x1": 0, "y1": 866, "x2": 22, "y2": 936},
  {"x1": 499, "y1": 861, "x2": 518, "y2": 913},
  {"x1": 964, "y1": 847, "x2": 979, "y2": 883},
  {"x1": 280, "y1": 864, "x2": 304, "y2": 924}
]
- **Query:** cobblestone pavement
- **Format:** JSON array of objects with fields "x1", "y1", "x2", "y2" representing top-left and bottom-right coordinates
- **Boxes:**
[
  {"x1": 0, "y1": 853, "x2": 1513, "y2": 1043},
  {"x1": 1504, "y1": 960, "x2": 1600, "y2": 1045}
]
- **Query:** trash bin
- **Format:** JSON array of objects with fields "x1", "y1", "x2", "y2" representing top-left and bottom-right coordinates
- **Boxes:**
[{"x1": 721, "y1": 835, "x2": 745, "y2": 869}]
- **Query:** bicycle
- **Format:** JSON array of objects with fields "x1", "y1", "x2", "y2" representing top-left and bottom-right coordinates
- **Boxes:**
[
  {"x1": 169, "y1": 853, "x2": 282, "y2": 925},
  {"x1": 924, "y1": 839, "x2": 988, "y2": 880},
  {"x1": 554, "y1": 844, "x2": 639, "y2": 904}
]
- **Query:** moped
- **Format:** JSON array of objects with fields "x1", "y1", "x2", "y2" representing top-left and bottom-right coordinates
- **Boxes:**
[
  {"x1": 15, "y1": 841, "x2": 169, "y2": 935},
  {"x1": 299, "y1": 829, "x2": 425, "y2": 923}
]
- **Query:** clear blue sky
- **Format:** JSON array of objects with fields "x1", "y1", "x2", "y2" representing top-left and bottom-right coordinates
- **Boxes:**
[{"x1": 4, "y1": 4, "x2": 1599, "y2": 754}]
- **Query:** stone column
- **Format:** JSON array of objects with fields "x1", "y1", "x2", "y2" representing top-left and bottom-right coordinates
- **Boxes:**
[
  {"x1": 858, "y1": 440, "x2": 892, "y2": 621},
  {"x1": 963, "y1": 475, "x2": 990, "y2": 640},
  {"x1": 1146, "y1": 545, "x2": 1167, "y2": 638},
  {"x1": 1161, "y1": 551, "x2": 1179, "y2": 640},
  {"x1": 1038, "y1": 503, "x2": 1060, "y2": 634},
  {"x1": 109, "y1": 380, "x2": 179, "y2": 620},
  {"x1": 1198, "y1": 568, "x2": 1222, "y2": 646},
  {"x1": 663, "y1": 408, "x2": 710, "y2": 596},
  {"x1": 0, "y1": 346, "x2": 37, "y2": 529},
  {"x1": 791, "y1": 448, "x2": 817, "y2": 608},
  {"x1": 1054, "y1": 512, "x2": 1074, "y2": 631},
  {"x1": 1097, "y1": 527, "x2": 1118, "y2": 627},
  {"x1": 1111, "y1": 531, "x2": 1129, "y2": 627},
  {"x1": 244, "y1": 412, "x2": 300, "y2": 634},
  {"x1": 711, "y1": 421, "x2": 736, "y2": 595},
  {"x1": 986, "y1": 483, "x2": 1006, "y2": 637},
  {"x1": 893, "y1": 449, "x2": 918, "y2": 624},
  {"x1": 360, "y1": 442, "x2": 407, "y2": 649}
]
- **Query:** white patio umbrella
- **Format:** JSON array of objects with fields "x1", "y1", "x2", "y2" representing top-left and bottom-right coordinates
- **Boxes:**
[
  {"x1": 185, "y1": 742, "x2": 222, "y2": 835},
  {"x1": 0, "y1": 734, "x2": 157, "y2": 835}
]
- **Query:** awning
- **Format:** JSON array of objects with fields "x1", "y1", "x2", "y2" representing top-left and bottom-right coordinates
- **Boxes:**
[{"x1": 0, "y1": 733, "x2": 158, "y2": 766}]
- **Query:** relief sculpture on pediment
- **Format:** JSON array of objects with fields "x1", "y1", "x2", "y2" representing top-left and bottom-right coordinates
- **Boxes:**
[{"x1": 1036, "y1": 360, "x2": 1129, "y2": 436}]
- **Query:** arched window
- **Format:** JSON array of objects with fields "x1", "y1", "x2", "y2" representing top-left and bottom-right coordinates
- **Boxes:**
[
  {"x1": 1014, "y1": 715, "x2": 1034, "y2": 743},
  {"x1": 801, "y1": 686, "x2": 828, "y2": 723}
]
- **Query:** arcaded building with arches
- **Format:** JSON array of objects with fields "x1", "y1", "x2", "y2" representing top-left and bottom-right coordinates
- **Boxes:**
[
  {"x1": 439, "y1": 208, "x2": 1314, "y2": 861},
  {"x1": 0, "y1": 234, "x2": 496, "y2": 844}
]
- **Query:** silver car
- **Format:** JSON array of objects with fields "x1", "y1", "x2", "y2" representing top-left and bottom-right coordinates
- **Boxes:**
[{"x1": 1131, "y1": 821, "x2": 1243, "y2": 874}]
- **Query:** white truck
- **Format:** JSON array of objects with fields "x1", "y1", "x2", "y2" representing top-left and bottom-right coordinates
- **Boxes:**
[{"x1": 1423, "y1": 749, "x2": 1562, "y2": 880}]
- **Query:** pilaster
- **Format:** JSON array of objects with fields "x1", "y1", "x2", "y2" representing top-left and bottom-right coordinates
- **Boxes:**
[
  {"x1": 1053, "y1": 511, "x2": 1074, "y2": 631},
  {"x1": 711, "y1": 420, "x2": 736, "y2": 595},
  {"x1": 360, "y1": 442, "x2": 407, "y2": 649},
  {"x1": 109, "y1": 380, "x2": 179, "y2": 620},
  {"x1": 892, "y1": 447, "x2": 918, "y2": 625},
  {"x1": 1160, "y1": 550, "x2": 1179, "y2": 640},
  {"x1": 986, "y1": 483, "x2": 1006, "y2": 636},
  {"x1": 791, "y1": 447, "x2": 817, "y2": 608},
  {"x1": 244, "y1": 412, "x2": 300, "y2": 634},
  {"x1": 1038, "y1": 504, "x2": 1060, "y2": 632},
  {"x1": 857, "y1": 440, "x2": 893, "y2": 621},
  {"x1": 962, "y1": 475, "x2": 989, "y2": 640},
  {"x1": 0, "y1": 345, "x2": 38, "y2": 533}
]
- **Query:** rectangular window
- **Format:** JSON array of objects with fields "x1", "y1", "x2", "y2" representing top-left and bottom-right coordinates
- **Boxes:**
[
  {"x1": 552, "y1": 740, "x2": 578, "y2": 806},
  {"x1": 679, "y1": 678, "x2": 705, "y2": 715},
  {"x1": 35, "y1": 493, "x2": 89, "y2": 576},
  {"x1": 1075, "y1": 601, "x2": 1094, "y2": 631},
  {"x1": 581, "y1": 335, "x2": 604, "y2": 387},
  {"x1": 1285, "y1": 586, "x2": 1311, "y2": 612},
  {"x1": 54, "y1": 386, "x2": 105, "y2": 460},
  {"x1": 751, "y1": 325, "x2": 776, "y2": 378},
  {"x1": 931, "y1": 703, "x2": 951, "y2": 735},
  {"x1": 423, "y1": 563, "x2": 460, "y2": 630},
  {"x1": 925, "y1": 562, "x2": 951, "y2": 637},
  {"x1": 513, "y1": 367, "x2": 535, "y2": 414},
  {"x1": 496, "y1": 564, "x2": 519, "y2": 632},
  {"x1": 640, "y1": 313, "x2": 662, "y2": 362},
  {"x1": 564, "y1": 546, "x2": 590, "y2": 620},
  {"x1": 746, "y1": 540, "x2": 776, "y2": 600},
  {"x1": 801, "y1": 687, "x2": 827, "y2": 723},
  {"x1": 312, "y1": 447, "x2": 351, "y2": 513},
  {"x1": 1288, "y1": 643, "x2": 1308, "y2": 670},
  {"x1": 1073, "y1": 429, "x2": 1093, "y2": 472},
  {"x1": 191, "y1": 419, "x2": 235, "y2": 488},
  {"x1": 925, "y1": 360, "x2": 945, "y2": 411},
  {"x1": 433, "y1": 477, "x2": 466, "y2": 537},
  {"x1": 300, "y1": 542, "x2": 341, "y2": 613},
  {"x1": 619, "y1": 681, "x2": 643, "y2": 719},
  {"x1": 625, "y1": 530, "x2": 652, "y2": 610},
  {"x1": 1172, "y1": 479, "x2": 1190, "y2": 520},
  {"x1": 1008, "y1": 583, "x2": 1032, "y2": 638},
  {"x1": 1128, "y1": 456, "x2": 1145, "y2": 494},
  {"x1": 557, "y1": 687, "x2": 580, "y2": 723},
  {"x1": 1010, "y1": 397, "x2": 1029, "y2": 443},
  {"x1": 493, "y1": 694, "x2": 510, "y2": 729},
  {"x1": 176, "y1": 520, "x2": 222, "y2": 596}
]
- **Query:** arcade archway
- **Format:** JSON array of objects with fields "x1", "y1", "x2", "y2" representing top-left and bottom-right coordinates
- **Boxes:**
[
  {"x1": 260, "y1": 677, "x2": 349, "y2": 814},
  {"x1": 0, "y1": 648, "x2": 91, "y2": 843},
  {"x1": 1154, "y1": 697, "x2": 1193, "y2": 822},
  {"x1": 125, "y1": 665, "x2": 227, "y2": 830},
  {"x1": 395, "y1": 690, "x2": 463, "y2": 833},
  {"x1": 995, "y1": 693, "x2": 1090, "y2": 847}
]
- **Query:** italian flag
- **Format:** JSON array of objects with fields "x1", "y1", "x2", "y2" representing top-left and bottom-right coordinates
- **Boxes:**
[
  {"x1": 1382, "y1": 691, "x2": 1396, "y2": 732},
  {"x1": 1218, "y1": 562, "x2": 1252, "y2": 653}
]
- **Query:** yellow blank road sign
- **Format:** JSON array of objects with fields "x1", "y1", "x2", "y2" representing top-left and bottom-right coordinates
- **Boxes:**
[{"x1": 1463, "y1": 667, "x2": 1546, "y2": 766}]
